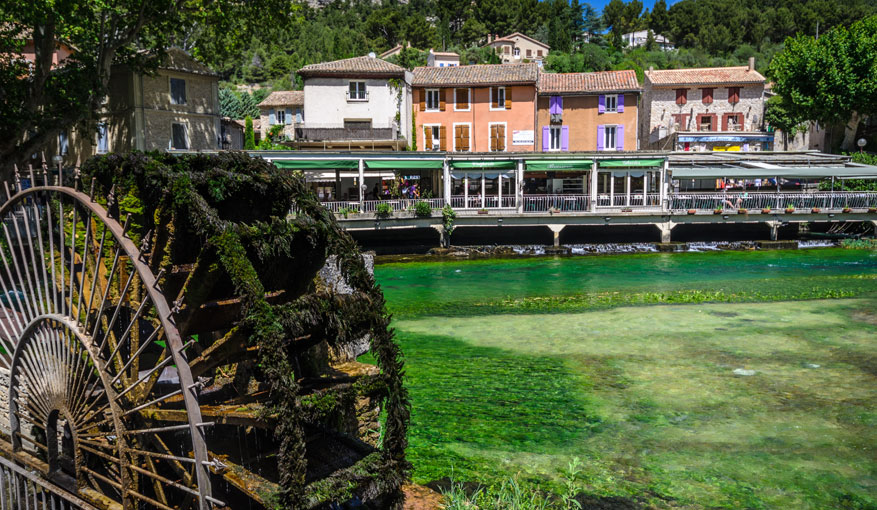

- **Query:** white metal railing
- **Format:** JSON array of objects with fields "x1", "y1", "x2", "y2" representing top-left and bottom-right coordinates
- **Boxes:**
[
  {"x1": 669, "y1": 192, "x2": 877, "y2": 211},
  {"x1": 596, "y1": 193, "x2": 662, "y2": 208},
  {"x1": 448, "y1": 195, "x2": 515, "y2": 210},
  {"x1": 322, "y1": 198, "x2": 446, "y2": 214},
  {"x1": 523, "y1": 195, "x2": 590, "y2": 212}
]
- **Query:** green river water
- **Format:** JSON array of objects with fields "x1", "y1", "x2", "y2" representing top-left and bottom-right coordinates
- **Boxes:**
[{"x1": 371, "y1": 248, "x2": 877, "y2": 509}]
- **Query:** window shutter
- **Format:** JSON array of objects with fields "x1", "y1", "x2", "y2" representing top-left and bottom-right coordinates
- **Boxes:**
[
  {"x1": 596, "y1": 125, "x2": 604, "y2": 151},
  {"x1": 557, "y1": 96, "x2": 563, "y2": 112},
  {"x1": 491, "y1": 88, "x2": 498, "y2": 109},
  {"x1": 285, "y1": 108, "x2": 292, "y2": 125},
  {"x1": 505, "y1": 89, "x2": 511, "y2": 110},
  {"x1": 498, "y1": 125, "x2": 505, "y2": 151},
  {"x1": 617, "y1": 94, "x2": 624, "y2": 113},
  {"x1": 462, "y1": 125, "x2": 470, "y2": 151},
  {"x1": 424, "y1": 126, "x2": 432, "y2": 150},
  {"x1": 561, "y1": 126, "x2": 569, "y2": 151},
  {"x1": 728, "y1": 87, "x2": 739, "y2": 104},
  {"x1": 439, "y1": 125, "x2": 447, "y2": 151},
  {"x1": 702, "y1": 88, "x2": 713, "y2": 104},
  {"x1": 419, "y1": 89, "x2": 426, "y2": 112},
  {"x1": 617, "y1": 125, "x2": 624, "y2": 151},
  {"x1": 598, "y1": 95, "x2": 605, "y2": 114},
  {"x1": 710, "y1": 114, "x2": 718, "y2": 131},
  {"x1": 676, "y1": 89, "x2": 687, "y2": 105},
  {"x1": 457, "y1": 88, "x2": 468, "y2": 109},
  {"x1": 542, "y1": 126, "x2": 550, "y2": 152},
  {"x1": 269, "y1": 109, "x2": 276, "y2": 125},
  {"x1": 455, "y1": 126, "x2": 462, "y2": 151},
  {"x1": 440, "y1": 89, "x2": 446, "y2": 111},
  {"x1": 721, "y1": 113, "x2": 728, "y2": 131}
]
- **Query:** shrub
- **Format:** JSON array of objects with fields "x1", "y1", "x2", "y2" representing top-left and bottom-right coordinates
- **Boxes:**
[
  {"x1": 375, "y1": 202, "x2": 393, "y2": 218},
  {"x1": 244, "y1": 115, "x2": 256, "y2": 150},
  {"x1": 413, "y1": 201, "x2": 432, "y2": 218},
  {"x1": 442, "y1": 205, "x2": 456, "y2": 235}
]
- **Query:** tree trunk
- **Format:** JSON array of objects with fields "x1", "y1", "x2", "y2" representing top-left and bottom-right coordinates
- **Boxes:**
[{"x1": 840, "y1": 111, "x2": 862, "y2": 151}]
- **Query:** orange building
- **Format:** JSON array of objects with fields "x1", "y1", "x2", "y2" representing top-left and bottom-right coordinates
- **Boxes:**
[
  {"x1": 412, "y1": 64, "x2": 538, "y2": 153},
  {"x1": 536, "y1": 70, "x2": 641, "y2": 152}
]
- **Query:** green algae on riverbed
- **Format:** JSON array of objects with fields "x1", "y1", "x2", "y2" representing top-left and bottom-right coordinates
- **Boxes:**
[{"x1": 370, "y1": 249, "x2": 877, "y2": 509}]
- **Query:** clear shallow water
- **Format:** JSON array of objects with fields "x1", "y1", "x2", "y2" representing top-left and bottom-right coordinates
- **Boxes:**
[
  {"x1": 376, "y1": 248, "x2": 877, "y2": 317},
  {"x1": 371, "y1": 248, "x2": 877, "y2": 508}
]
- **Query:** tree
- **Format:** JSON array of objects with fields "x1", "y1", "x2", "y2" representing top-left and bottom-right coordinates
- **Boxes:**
[
  {"x1": 0, "y1": 0, "x2": 290, "y2": 176},
  {"x1": 220, "y1": 87, "x2": 244, "y2": 119},
  {"x1": 244, "y1": 116, "x2": 256, "y2": 150},
  {"x1": 769, "y1": 15, "x2": 877, "y2": 150},
  {"x1": 650, "y1": 0, "x2": 670, "y2": 35},
  {"x1": 764, "y1": 95, "x2": 808, "y2": 150}
]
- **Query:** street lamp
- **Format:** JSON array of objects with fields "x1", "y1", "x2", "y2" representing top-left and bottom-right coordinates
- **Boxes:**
[{"x1": 857, "y1": 138, "x2": 867, "y2": 153}]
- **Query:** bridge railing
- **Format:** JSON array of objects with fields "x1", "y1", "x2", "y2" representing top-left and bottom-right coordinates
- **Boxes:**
[
  {"x1": 669, "y1": 192, "x2": 877, "y2": 211},
  {"x1": 0, "y1": 455, "x2": 98, "y2": 510}
]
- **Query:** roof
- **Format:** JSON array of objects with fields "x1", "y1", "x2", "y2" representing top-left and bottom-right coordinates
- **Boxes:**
[
  {"x1": 488, "y1": 32, "x2": 550, "y2": 49},
  {"x1": 645, "y1": 66, "x2": 765, "y2": 87},
  {"x1": 539, "y1": 70, "x2": 640, "y2": 94},
  {"x1": 160, "y1": 47, "x2": 217, "y2": 77},
  {"x1": 297, "y1": 56, "x2": 406, "y2": 78},
  {"x1": 259, "y1": 90, "x2": 304, "y2": 107},
  {"x1": 430, "y1": 50, "x2": 459, "y2": 58},
  {"x1": 379, "y1": 45, "x2": 403, "y2": 58},
  {"x1": 413, "y1": 63, "x2": 538, "y2": 87}
]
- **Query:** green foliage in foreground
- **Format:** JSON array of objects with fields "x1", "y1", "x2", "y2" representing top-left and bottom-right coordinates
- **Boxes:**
[{"x1": 842, "y1": 238, "x2": 877, "y2": 249}]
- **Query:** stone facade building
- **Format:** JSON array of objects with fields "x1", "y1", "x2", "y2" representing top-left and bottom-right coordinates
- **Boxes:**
[
  {"x1": 640, "y1": 59, "x2": 772, "y2": 151},
  {"x1": 258, "y1": 90, "x2": 304, "y2": 141},
  {"x1": 296, "y1": 56, "x2": 412, "y2": 150},
  {"x1": 537, "y1": 70, "x2": 641, "y2": 152},
  {"x1": 486, "y1": 33, "x2": 550, "y2": 64}
]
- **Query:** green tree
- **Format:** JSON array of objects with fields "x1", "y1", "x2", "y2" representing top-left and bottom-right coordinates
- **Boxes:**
[
  {"x1": 649, "y1": 0, "x2": 670, "y2": 35},
  {"x1": 219, "y1": 87, "x2": 244, "y2": 119},
  {"x1": 764, "y1": 95, "x2": 808, "y2": 150},
  {"x1": 244, "y1": 116, "x2": 256, "y2": 150},
  {"x1": 240, "y1": 92, "x2": 261, "y2": 119},
  {"x1": 769, "y1": 15, "x2": 877, "y2": 151}
]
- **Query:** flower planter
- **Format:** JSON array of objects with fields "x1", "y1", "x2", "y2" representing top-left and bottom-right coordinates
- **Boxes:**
[
  {"x1": 842, "y1": 208, "x2": 852, "y2": 213},
  {"x1": 738, "y1": 209, "x2": 748, "y2": 215},
  {"x1": 687, "y1": 209, "x2": 697, "y2": 215},
  {"x1": 477, "y1": 210, "x2": 489, "y2": 215},
  {"x1": 621, "y1": 208, "x2": 633, "y2": 213},
  {"x1": 811, "y1": 208, "x2": 821, "y2": 214},
  {"x1": 785, "y1": 208, "x2": 795, "y2": 214},
  {"x1": 713, "y1": 209, "x2": 723, "y2": 215},
  {"x1": 761, "y1": 208, "x2": 772, "y2": 214},
  {"x1": 869, "y1": 207, "x2": 876, "y2": 213}
]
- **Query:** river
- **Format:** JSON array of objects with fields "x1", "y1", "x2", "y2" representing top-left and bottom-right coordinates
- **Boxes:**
[{"x1": 372, "y1": 247, "x2": 877, "y2": 509}]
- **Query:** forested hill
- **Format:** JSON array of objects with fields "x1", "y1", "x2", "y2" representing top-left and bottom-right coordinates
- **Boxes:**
[{"x1": 192, "y1": 0, "x2": 877, "y2": 89}]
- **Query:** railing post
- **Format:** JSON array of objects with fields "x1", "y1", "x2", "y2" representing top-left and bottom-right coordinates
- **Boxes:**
[
  {"x1": 590, "y1": 161, "x2": 598, "y2": 212},
  {"x1": 516, "y1": 159, "x2": 524, "y2": 213},
  {"x1": 443, "y1": 159, "x2": 451, "y2": 207},
  {"x1": 661, "y1": 159, "x2": 669, "y2": 212},
  {"x1": 358, "y1": 159, "x2": 365, "y2": 211}
]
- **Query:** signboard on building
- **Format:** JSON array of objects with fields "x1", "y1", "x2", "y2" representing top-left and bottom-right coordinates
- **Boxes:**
[{"x1": 512, "y1": 130, "x2": 534, "y2": 145}]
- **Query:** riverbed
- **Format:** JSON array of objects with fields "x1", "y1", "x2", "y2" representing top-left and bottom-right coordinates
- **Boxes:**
[{"x1": 371, "y1": 248, "x2": 877, "y2": 509}]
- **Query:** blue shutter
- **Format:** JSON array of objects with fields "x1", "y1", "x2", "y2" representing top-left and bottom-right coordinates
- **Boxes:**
[
  {"x1": 598, "y1": 95, "x2": 605, "y2": 114},
  {"x1": 269, "y1": 109, "x2": 276, "y2": 125},
  {"x1": 285, "y1": 108, "x2": 292, "y2": 125}
]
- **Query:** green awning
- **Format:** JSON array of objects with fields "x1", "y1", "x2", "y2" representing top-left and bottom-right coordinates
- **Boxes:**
[
  {"x1": 271, "y1": 159, "x2": 359, "y2": 169},
  {"x1": 526, "y1": 160, "x2": 593, "y2": 171},
  {"x1": 599, "y1": 159, "x2": 665, "y2": 168},
  {"x1": 451, "y1": 160, "x2": 516, "y2": 170},
  {"x1": 365, "y1": 160, "x2": 443, "y2": 170},
  {"x1": 670, "y1": 166, "x2": 877, "y2": 179}
]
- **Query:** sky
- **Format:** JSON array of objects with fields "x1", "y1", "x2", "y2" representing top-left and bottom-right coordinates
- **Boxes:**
[{"x1": 586, "y1": 0, "x2": 682, "y2": 13}]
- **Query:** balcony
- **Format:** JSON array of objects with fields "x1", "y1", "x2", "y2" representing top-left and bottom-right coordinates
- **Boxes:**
[
  {"x1": 295, "y1": 126, "x2": 397, "y2": 141},
  {"x1": 346, "y1": 91, "x2": 369, "y2": 102}
]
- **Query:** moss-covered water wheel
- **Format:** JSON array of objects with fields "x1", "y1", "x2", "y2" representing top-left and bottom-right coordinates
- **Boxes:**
[{"x1": 0, "y1": 152, "x2": 409, "y2": 510}]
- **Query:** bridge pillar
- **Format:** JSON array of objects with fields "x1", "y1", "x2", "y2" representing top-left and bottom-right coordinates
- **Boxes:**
[
  {"x1": 657, "y1": 221, "x2": 675, "y2": 243},
  {"x1": 871, "y1": 220, "x2": 877, "y2": 236},
  {"x1": 546, "y1": 224, "x2": 566, "y2": 247},
  {"x1": 766, "y1": 221, "x2": 780, "y2": 241},
  {"x1": 431, "y1": 225, "x2": 449, "y2": 248}
]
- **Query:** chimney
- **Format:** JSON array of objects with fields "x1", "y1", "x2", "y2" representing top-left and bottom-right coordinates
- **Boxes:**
[
  {"x1": 648, "y1": 65, "x2": 654, "y2": 73},
  {"x1": 748, "y1": 57, "x2": 755, "y2": 72},
  {"x1": 487, "y1": 34, "x2": 493, "y2": 43}
]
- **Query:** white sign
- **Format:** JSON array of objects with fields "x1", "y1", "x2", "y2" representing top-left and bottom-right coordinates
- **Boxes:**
[{"x1": 512, "y1": 130, "x2": 534, "y2": 145}]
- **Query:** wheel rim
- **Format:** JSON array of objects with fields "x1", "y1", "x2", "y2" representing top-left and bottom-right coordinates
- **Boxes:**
[{"x1": 0, "y1": 172, "x2": 214, "y2": 510}]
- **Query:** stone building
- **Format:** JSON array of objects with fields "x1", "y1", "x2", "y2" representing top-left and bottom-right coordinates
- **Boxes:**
[
  {"x1": 296, "y1": 56, "x2": 412, "y2": 150},
  {"x1": 486, "y1": 33, "x2": 550, "y2": 64},
  {"x1": 640, "y1": 59, "x2": 772, "y2": 151},
  {"x1": 427, "y1": 49, "x2": 460, "y2": 67},
  {"x1": 258, "y1": 90, "x2": 304, "y2": 141},
  {"x1": 537, "y1": 70, "x2": 641, "y2": 152}
]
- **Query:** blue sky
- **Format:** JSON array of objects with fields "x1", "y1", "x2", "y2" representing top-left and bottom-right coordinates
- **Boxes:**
[{"x1": 586, "y1": 0, "x2": 682, "y2": 13}]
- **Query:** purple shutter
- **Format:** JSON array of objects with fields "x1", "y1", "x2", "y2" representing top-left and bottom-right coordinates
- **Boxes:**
[
  {"x1": 598, "y1": 95, "x2": 605, "y2": 114},
  {"x1": 597, "y1": 125, "x2": 604, "y2": 151},
  {"x1": 557, "y1": 96, "x2": 563, "y2": 112},
  {"x1": 561, "y1": 126, "x2": 569, "y2": 151},
  {"x1": 617, "y1": 125, "x2": 624, "y2": 151},
  {"x1": 617, "y1": 94, "x2": 624, "y2": 113},
  {"x1": 548, "y1": 96, "x2": 557, "y2": 114},
  {"x1": 542, "y1": 126, "x2": 550, "y2": 152}
]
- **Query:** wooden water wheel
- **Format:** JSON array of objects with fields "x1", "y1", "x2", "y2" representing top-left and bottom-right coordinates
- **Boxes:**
[{"x1": 0, "y1": 153, "x2": 409, "y2": 510}]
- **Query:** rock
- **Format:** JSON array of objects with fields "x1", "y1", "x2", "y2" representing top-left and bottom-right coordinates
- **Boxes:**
[
  {"x1": 403, "y1": 484, "x2": 444, "y2": 510},
  {"x1": 733, "y1": 368, "x2": 756, "y2": 376}
]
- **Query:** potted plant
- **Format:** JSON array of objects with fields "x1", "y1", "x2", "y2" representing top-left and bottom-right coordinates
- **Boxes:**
[
  {"x1": 842, "y1": 207, "x2": 852, "y2": 213},
  {"x1": 761, "y1": 207, "x2": 772, "y2": 214},
  {"x1": 738, "y1": 208, "x2": 748, "y2": 214},
  {"x1": 477, "y1": 208, "x2": 489, "y2": 215},
  {"x1": 687, "y1": 209, "x2": 697, "y2": 215},
  {"x1": 785, "y1": 204, "x2": 795, "y2": 214},
  {"x1": 869, "y1": 207, "x2": 876, "y2": 213},
  {"x1": 811, "y1": 207, "x2": 822, "y2": 213},
  {"x1": 713, "y1": 207, "x2": 723, "y2": 215},
  {"x1": 375, "y1": 202, "x2": 393, "y2": 219}
]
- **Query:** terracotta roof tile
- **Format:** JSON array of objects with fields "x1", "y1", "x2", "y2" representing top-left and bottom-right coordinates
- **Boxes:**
[
  {"x1": 412, "y1": 63, "x2": 538, "y2": 87},
  {"x1": 258, "y1": 90, "x2": 304, "y2": 107},
  {"x1": 538, "y1": 70, "x2": 640, "y2": 94},
  {"x1": 488, "y1": 32, "x2": 550, "y2": 49},
  {"x1": 645, "y1": 66, "x2": 765, "y2": 87},
  {"x1": 298, "y1": 56, "x2": 406, "y2": 77}
]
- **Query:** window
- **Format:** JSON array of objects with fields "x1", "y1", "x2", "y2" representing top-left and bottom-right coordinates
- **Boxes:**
[
  {"x1": 454, "y1": 88, "x2": 470, "y2": 111},
  {"x1": 423, "y1": 125, "x2": 444, "y2": 151},
  {"x1": 489, "y1": 124, "x2": 506, "y2": 152},
  {"x1": 491, "y1": 87, "x2": 506, "y2": 110},
  {"x1": 58, "y1": 130, "x2": 68, "y2": 156},
  {"x1": 604, "y1": 126, "x2": 616, "y2": 150},
  {"x1": 675, "y1": 88, "x2": 687, "y2": 105},
  {"x1": 503, "y1": 46, "x2": 510, "y2": 54},
  {"x1": 697, "y1": 114, "x2": 715, "y2": 132},
  {"x1": 96, "y1": 123, "x2": 108, "y2": 153},
  {"x1": 537, "y1": 50, "x2": 543, "y2": 57},
  {"x1": 723, "y1": 112, "x2": 744, "y2": 131},
  {"x1": 526, "y1": 49, "x2": 532, "y2": 57},
  {"x1": 549, "y1": 126, "x2": 562, "y2": 151},
  {"x1": 671, "y1": 114, "x2": 689, "y2": 130},
  {"x1": 728, "y1": 87, "x2": 740, "y2": 104},
  {"x1": 701, "y1": 87, "x2": 714, "y2": 105},
  {"x1": 605, "y1": 94, "x2": 617, "y2": 113},
  {"x1": 276, "y1": 109, "x2": 286, "y2": 125},
  {"x1": 513, "y1": 47, "x2": 520, "y2": 56},
  {"x1": 430, "y1": 126, "x2": 441, "y2": 150},
  {"x1": 171, "y1": 123, "x2": 188, "y2": 150},
  {"x1": 425, "y1": 89, "x2": 440, "y2": 111},
  {"x1": 348, "y1": 81, "x2": 367, "y2": 101},
  {"x1": 454, "y1": 124, "x2": 470, "y2": 152},
  {"x1": 170, "y1": 78, "x2": 186, "y2": 105}
]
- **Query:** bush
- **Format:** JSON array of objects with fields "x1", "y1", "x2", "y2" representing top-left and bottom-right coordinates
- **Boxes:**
[
  {"x1": 413, "y1": 201, "x2": 432, "y2": 218},
  {"x1": 375, "y1": 202, "x2": 393, "y2": 218},
  {"x1": 442, "y1": 204, "x2": 456, "y2": 235},
  {"x1": 244, "y1": 116, "x2": 256, "y2": 150}
]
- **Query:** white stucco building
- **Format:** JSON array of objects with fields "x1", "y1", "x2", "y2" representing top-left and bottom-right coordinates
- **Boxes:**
[
  {"x1": 427, "y1": 49, "x2": 460, "y2": 67},
  {"x1": 296, "y1": 56, "x2": 412, "y2": 150},
  {"x1": 621, "y1": 30, "x2": 674, "y2": 50},
  {"x1": 640, "y1": 59, "x2": 772, "y2": 151}
]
